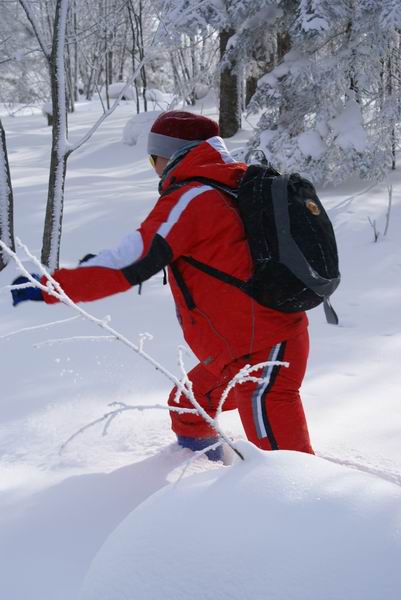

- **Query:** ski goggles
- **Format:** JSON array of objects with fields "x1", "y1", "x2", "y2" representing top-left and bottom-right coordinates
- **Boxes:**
[{"x1": 149, "y1": 154, "x2": 157, "y2": 168}]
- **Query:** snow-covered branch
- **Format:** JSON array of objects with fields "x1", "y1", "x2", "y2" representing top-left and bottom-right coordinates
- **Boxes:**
[
  {"x1": 33, "y1": 335, "x2": 116, "y2": 348},
  {"x1": 216, "y1": 360, "x2": 289, "y2": 420},
  {"x1": 59, "y1": 400, "x2": 199, "y2": 454},
  {"x1": 1, "y1": 239, "x2": 245, "y2": 458},
  {"x1": 0, "y1": 315, "x2": 81, "y2": 340},
  {"x1": 1, "y1": 240, "x2": 290, "y2": 463}
]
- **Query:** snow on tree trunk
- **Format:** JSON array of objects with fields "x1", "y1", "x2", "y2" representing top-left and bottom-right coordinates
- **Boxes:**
[
  {"x1": 41, "y1": 0, "x2": 71, "y2": 272},
  {"x1": 0, "y1": 118, "x2": 15, "y2": 271},
  {"x1": 219, "y1": 29, "x2": 241, "y2": 138}
]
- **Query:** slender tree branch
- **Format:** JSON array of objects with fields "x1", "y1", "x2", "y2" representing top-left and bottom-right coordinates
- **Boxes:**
[
  {"x1": 18, "y1": 0, "x2": 52, "y2": 63},
  {"x1": 0, "y1": 315, "x2": 81, "y2": 340},
  {"x1": 0, "y1": 238, "x2": 244, "y2": 458}
]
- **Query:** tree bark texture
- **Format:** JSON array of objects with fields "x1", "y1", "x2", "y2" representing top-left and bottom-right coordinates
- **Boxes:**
[
  {"x1": 0, "y1": 118, "x2": 15, "y2": 270},
  {"x1": 41, "y1": 0, "x2": 70, "y2": 271},
  {"x1": 219, "y1": 28, "x2": 241, "y2": 138}
]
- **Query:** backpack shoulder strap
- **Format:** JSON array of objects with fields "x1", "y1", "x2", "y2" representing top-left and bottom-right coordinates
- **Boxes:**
[{"x1": 161, "y1": 176, "x2": 238, "y2": 200}]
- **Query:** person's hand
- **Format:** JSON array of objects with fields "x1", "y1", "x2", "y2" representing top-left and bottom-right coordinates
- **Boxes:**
[{"x1": 11, "y1": 275, "x2": 43, "y2": 306}]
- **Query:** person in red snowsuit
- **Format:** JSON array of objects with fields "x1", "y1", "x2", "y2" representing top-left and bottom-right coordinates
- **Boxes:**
[{"x1": 12, "y1": 111, "x2": 314, "y2": 460}]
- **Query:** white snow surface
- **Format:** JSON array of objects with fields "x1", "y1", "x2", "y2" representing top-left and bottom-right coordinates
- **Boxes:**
[
  {"x1": 1, "y1": 94, "x2": 401, "y2": 599},
  {"x1": 80, "y1": 442, "x2": 401, "y2": 600}
]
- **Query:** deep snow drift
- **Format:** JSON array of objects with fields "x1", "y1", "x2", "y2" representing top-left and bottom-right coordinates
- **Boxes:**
[{"x1": 80, "y1": 442, "x2": 401, "y2": 600}]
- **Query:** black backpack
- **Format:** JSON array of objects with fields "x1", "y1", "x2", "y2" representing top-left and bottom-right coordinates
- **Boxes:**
[{"x1": 168, "y1": 165, "x2": 341, "y2": 324}]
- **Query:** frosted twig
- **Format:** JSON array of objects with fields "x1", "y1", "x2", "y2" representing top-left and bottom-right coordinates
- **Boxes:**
[
  {"x1": 0, "y1": 241, "x2": 63, "y2": 299},
  {"x1": 175, "y1": 346, "x2": 244, "y2": 459},
  {"x1": 34, "y1": 335, "x2": 116, "y2": 348},
  {"x1": 173, "y1": 376, "x2": 187, "y2": 404},
  {"x1": 176, "y1": 346, "x2": 193, "y2": 400},
  {"x1": 216, "y1": 361, "x2": 289, "y2": 419},
  {"x1": 7, "y1": 282, "x2": 40, "y2": 291},
  {"x1": 1, "y1": 240, "x2": 243, "y2": 457},
  {"x1": 368, "y1": 216, "x2": 380, "y2": 242},
  {"x1": 138, "y1": 332, "x2": 153, "y2": 352},
  {"x1": 173, "y1": 440, "x2": 224, "y2": 486},
  {"x1": 2, "y1": 239, "x2": 247, "y2": 461},
  {"x1": 0, "y1": 315, "x2": 81, "y2": 340},
  {"x1": 59, "y1": 401, "x2": 198, "y2": 453}
]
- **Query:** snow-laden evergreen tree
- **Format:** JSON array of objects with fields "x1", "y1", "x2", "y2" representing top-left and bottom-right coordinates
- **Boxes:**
[{"x1": 249, "y1": 0, "x2": 401, "y2": 184}]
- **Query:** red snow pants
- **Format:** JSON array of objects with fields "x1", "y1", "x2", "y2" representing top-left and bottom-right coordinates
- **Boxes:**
[{"x1": 168, "y1": 330, "x2": 313, "y2": 454}]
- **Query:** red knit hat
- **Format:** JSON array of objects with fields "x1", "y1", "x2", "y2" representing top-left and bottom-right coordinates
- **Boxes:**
[{"x1": 147, "y1": 111, "x2": 220, "y2": 159}]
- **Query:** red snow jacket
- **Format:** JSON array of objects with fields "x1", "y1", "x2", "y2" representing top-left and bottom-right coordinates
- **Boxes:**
[{"x1": 42, "y1": 136, "x2": 307, "y2": 375}]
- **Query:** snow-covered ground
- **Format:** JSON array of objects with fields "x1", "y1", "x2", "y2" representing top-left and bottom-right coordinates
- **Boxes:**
[
  {"x1": 1, "y1": 95, "x2": 401, "y2": 599},
  {"x1": 80, "y1": 442, "x2": 401, "y2": 600}
]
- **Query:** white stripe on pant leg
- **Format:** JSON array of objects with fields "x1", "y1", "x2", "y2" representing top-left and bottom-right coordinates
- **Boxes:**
[{"x1": 252, "y1": 343, "x2": 282, "y2": 439}]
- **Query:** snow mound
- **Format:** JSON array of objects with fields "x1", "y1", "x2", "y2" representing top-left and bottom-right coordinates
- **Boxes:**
[
  {"x1": 122, "y1": 110, "x2": 160, "y2": 146},
  {"x1": 145, "y1": 88, "x2": 171, "y2": 108},
  {"x1": 80, "y1": 441, "x2": 401, "y2": 600},
  {"x1": 102, "y1": 82, "x2": 136, "y2": 100},
  {"x1": 193, "y1": 83, "x2": 209, "y2": 99}
]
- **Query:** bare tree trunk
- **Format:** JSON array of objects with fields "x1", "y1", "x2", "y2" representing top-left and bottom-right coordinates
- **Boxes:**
[
  {"x1": 118, "y1": 20, "x2": 129, "y2": 82},
  {"x1": 41, "y1": 0, "x2": 71, "y2": 271},
  {"x1": 127, "y1": 1, "x2": 140, "y2": 113},
  {"x1": 219, "y1": 28, "x2": 241, "y2": 138},
  {"x1": 276, "y1": 30, "x2": 296, "y2": 130},
  {"x1": 245, "y1": 77, "x2": 258, "y2": 108},
  {"x1": 0, "y1": 118, "x2": 15, "y2": 270},
  {"x1": 65, "y1": 41, "x2": 75, "y2": 112},
  {"x1": 107, "y1": 49, "x2": 113, "y2": 85},
  {"x1": 276, "y1": 30, "x2": 291, "y2": 62},
  {"x1": 245, "y1": 41, "x2": 275, "y2": 108},
  {"x1": 170, "y1": 52, "x2": 181, "y2": 93},
  {"x1": 128, "y1": 0, "x2": 148, "y2": 111},
  {"x1": 345, "y1": 20, "x2": 362, "y2": 104},
  {"x1": 387, "y1": 46, "x2": 396, "y2": 170},
  {"x1": 137, "y1": 0, "x2": 147, "y2": 111},
  {"x1": 72, "y1": 0, "x2": 79, "y2": 101},
  {"x1": 85, "y1": 47, "x2": 101, "y2": 100}
]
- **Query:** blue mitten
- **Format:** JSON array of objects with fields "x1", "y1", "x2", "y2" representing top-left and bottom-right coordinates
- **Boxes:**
[{"x1": 11, "y1": 275, "x2": 43, "y2": 306}]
